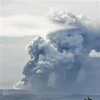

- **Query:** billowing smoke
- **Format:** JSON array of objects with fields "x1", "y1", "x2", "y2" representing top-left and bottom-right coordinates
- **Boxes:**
[{"x1": 13, "y1": 9, "x2": 100, "y2": 93}]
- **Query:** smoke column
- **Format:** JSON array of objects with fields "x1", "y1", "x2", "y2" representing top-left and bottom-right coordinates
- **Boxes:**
[{"x1": 13, "y1": 9, "x2": 100, "y2": 93}]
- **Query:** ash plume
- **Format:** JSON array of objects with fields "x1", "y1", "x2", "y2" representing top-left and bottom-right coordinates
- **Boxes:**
[{"x1": 13, "y1": 9, "x2": 100, "y2": 93}]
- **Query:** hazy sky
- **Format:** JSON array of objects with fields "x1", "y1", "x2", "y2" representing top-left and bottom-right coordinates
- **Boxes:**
[{"x1": 0, "y1": 0, "x2": 100, "y2": 36}]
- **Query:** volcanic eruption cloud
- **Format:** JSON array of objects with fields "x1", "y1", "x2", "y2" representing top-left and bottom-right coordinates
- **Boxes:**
[{"x1": 13, "y1": 9, "x2": 100, "y2": 93}]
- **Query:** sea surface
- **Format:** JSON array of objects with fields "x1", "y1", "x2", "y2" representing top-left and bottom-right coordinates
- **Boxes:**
[{"x1": 0, "y1": 89, "x2": 100, "y2": 100}]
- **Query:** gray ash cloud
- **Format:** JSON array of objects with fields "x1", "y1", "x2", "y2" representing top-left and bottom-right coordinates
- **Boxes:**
[{"x1": 13, "y1": 9, "x2": 100, "y2": 93}]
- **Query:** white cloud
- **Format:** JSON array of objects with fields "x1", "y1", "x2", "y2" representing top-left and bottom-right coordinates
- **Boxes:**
[
  {"x1": 13, "y1": 81, "x2": 31, "y2": 90},
  {"x1": 0, "y1": 15, "x2": 63, "y2": 36},
  {"x1": 89, "y1": 49, "x2": 100, "y2": 58}
]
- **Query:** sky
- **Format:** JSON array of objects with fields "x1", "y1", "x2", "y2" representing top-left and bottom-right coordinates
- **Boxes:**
[
  {"x1": 0, "y1": 36, "x2": 37, "y2": 89},
  {"x1": 0, "y1": 0, "x2": 100, "y2": 36}
]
